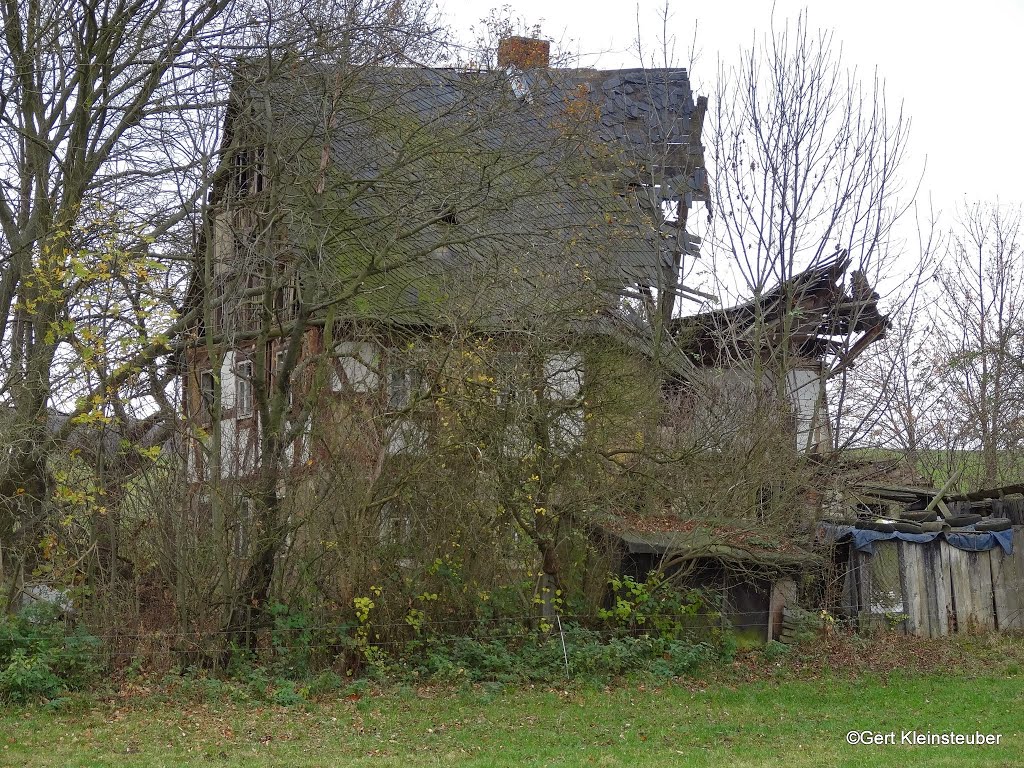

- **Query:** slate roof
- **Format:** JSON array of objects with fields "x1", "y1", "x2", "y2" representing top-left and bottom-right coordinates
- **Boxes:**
[{"x1": 215, "y1": 61, "x2": 708, "y2": 331}]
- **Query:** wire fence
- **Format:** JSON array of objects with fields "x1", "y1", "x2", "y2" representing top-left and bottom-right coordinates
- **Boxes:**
[
  {"x1": 56, "y1": 610, "x2": 771, "y2": 641},
  {"x1": 6, "y1": 609, "x2": 781, "y2": 660}
]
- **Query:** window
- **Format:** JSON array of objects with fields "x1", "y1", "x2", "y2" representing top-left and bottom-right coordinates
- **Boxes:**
[
  {"x1": 379, "y1": 504, "x2": 412, "y2": 546},
  {"x1": 387, "y1": 361, "x2": 422, "y2": 410},
  {"x1": 544, "y1": 353, "x2": 584, "y2": 451},
  {"x1": 273, "y1": 277, "x2": 299, "y2": 321},
  {"x1": 550, "y1": 410, "x2": 585, "y2": 450},
  {"x1": 388, "y1": 367, "x2": 411, "y2": 409},
  {"x1": 232, "y1": 146, "x2": 265, "y2": 197},
  {"x1": 232, "y1": 150, "x2": 251, "y2": 196},
  {"x1": 232, "y1": 269, "x2": 261, "y2": 331},
  {"x1": 200, "y1": 370, "x2": 216, "y2": 416},
  {"x1": 235, "y1": 361, "x2": 253, "y2": 418},
  {"x1": 544, "y1": 353, "x2": 583, "y2": 401}
]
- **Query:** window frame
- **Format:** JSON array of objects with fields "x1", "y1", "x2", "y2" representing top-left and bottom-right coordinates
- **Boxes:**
[
  {"x1": 199, "y1": 369, "x2": 216, "y2": 416},
  {"x1": 235, "y1": 360, "x2": 254, "y2": 418},
  {"x1": 275, "y1": 349, "x2": 294, "y2": 407}
]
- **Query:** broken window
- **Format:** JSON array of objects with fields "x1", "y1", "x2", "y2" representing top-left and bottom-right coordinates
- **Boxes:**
[
  {"x1": 232, "y1": 146, "x2": 265, "y2": 198},
  {"x1": 200, "y1": 369, "x2": 216, "y2": 416},
  {"x1": 273, "y1": 274, "x2": 300, "y2": 321},
  {"x1": 435, "y1": 206, "x2": 460, "y2": 226},
  {"x1": 234, "y1": 270, "x2": 262, "y2": 331}
]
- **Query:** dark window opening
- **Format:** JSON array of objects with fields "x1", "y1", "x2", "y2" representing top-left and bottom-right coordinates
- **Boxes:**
[
  {"x1": 200, "y1": 370, "x2": 216, "y2": 416},
  {"x1": 232, "y1": 146, "x2": 265, "y2": 197}
]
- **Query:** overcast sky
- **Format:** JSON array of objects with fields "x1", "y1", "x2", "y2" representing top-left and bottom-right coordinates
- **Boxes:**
[{"x1": 439, "y1": 0, "x2": 1024, "y2": 222}]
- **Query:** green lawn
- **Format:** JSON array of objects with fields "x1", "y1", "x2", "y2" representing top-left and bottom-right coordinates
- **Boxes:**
[{"x1": 2, "y1": 669, "x2": 1022, "y2": 767}]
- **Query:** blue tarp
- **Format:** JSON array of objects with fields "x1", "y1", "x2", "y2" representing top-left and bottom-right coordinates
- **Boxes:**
[{"x1": 819, "y1": 523, "x2": 1013, "y2": 556}]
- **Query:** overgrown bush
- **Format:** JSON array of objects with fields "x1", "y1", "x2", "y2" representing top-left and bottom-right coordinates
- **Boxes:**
[
  {"x1": 0, "y1": 605, "x2": 102, "y2": 703},
  {"x1": 597, "y1": 573, "x2": 722, "y2": 638},
  {"x1": 403, "y1": 623, "x2": 718, "y2": 684}
]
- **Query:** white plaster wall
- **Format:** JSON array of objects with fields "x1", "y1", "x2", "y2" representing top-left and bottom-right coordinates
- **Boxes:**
[
  {"x1": 786, "y1": 367, "x2": 826, "y2": 453},
  {"x1": 219, "y1": 349, "x2": 237, "y2": 411},
  {"x1": 544, "y1": 352, "x2": 583, "y2": 400},
  {"x1": 332, "y1": 342, "x2": 380, "y2": 393}
]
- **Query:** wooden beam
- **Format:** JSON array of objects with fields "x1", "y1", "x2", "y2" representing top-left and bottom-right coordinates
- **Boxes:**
[
  {"x1": 924, "y1": 469, "x2": 963, "y2": 520},
  {"x1": 949, "y1": 483, "x2": 1024, "y2": 503}
]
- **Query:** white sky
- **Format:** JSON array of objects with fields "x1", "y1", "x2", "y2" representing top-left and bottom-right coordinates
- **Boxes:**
[{"x1": 439, "y1": 0, "x2": 1024, "y2": 220}]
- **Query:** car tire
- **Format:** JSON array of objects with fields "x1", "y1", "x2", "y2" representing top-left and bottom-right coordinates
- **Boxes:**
[
  {"x1": 946, "y1": 514, "x2": 983, "y2": 527},
  {"x1": 901, "y1": 511, "x2": 938, "y2": 523},
  {"x1": 976, "y1": 518, "x2": 1011, "y2": 532},
  {"x1": 894, "y1": 521, "x2": 925, "y2": 534}
]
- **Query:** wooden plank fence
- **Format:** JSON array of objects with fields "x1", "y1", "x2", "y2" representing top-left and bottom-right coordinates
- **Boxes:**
[
  {"x1": 991, "y1": 527, "x2": 1024, "y2": 630},
  {"x1": 847, "y1": 527, "x2": 1023, "y2": 638},
  {"x1": 897, "y1": 540, "x2": 950, "y2": 637}
]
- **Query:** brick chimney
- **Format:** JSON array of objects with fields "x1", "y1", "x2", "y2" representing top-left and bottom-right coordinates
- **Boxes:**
[{"x1": 497, "y1": 36, "x2": 550, "y2": 69}]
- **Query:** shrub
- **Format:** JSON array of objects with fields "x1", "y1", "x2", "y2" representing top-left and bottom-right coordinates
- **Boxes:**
[
  {"x1": 406, "y1": 623, "x2": 717, "y2": 684},
  {"x1": 0, "y1": 649, "x2": 62, "y2": 703},
  {"x1": 0, "y1": 604, "x2": 102, "y2": 703},
  {"x1": 597, "y1": 574, "x2": 712, "y2": 638}
]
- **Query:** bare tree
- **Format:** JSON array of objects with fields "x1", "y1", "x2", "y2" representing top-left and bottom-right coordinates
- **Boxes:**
[
  {"x1": 694, "y1": 10, "x2": 929, "y2": 465},
  {"x1": 0, "y1": 0, "x2": 242, "y2": 607},
  {"x1": 707, "y1": 10, "x2": 911, "y2": 292},
  {"x1": 932, "y1": 201, "x2": 1024, "y2": 488}
]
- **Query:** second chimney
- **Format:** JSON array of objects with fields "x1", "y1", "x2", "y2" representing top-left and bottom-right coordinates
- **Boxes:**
[{"x1": 497, "y1": 36, "x2": 550, "y2": 69}]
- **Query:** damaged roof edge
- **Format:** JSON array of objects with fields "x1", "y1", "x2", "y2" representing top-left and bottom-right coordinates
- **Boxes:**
[{"x1": 598, "y1": 524, "x2": 818, "y2": 567}]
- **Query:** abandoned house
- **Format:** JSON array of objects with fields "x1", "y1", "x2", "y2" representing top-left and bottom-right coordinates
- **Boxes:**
[
  {"x1": 179, "y1": 36, "x2": 722, "y2": 604},
  {"x1": 179, "y1": 37, "x2": 934, "y2": 639},
  {"x1": 183, "y1": 38, "x2": 711, "y2": 484}
]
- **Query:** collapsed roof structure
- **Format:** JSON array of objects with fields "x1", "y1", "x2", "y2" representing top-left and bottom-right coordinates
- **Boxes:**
[{"x1": 670, "y1": 250, "x2": 889, "y2": 375}]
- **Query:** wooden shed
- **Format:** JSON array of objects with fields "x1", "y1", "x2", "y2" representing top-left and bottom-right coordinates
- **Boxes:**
[
  {"x1": 834, "y1": 526, "x2": 1024, "y2": 636},
  {"x1": 597, "y1": 516, "x2": 815, "y2": 646}
]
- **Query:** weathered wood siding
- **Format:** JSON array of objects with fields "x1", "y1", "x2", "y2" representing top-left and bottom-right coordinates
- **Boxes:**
[
  {"x1": 897, "y1": 541, "x2": 950, "y2": 638},
  {"x1": 944, "y1": 544, "x2": 996, "y2": 632},
  {"x1": 849, "y1": 530, "x2": 1021, "y2": 638},
  {"x1": 990, "y1": 527, "x2": 1024, "y2": 630}
]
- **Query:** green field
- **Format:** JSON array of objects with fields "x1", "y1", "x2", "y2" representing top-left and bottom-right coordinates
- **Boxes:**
[{"x1": 3, "y1": 640, "x2": 1023, "y2": 768}]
